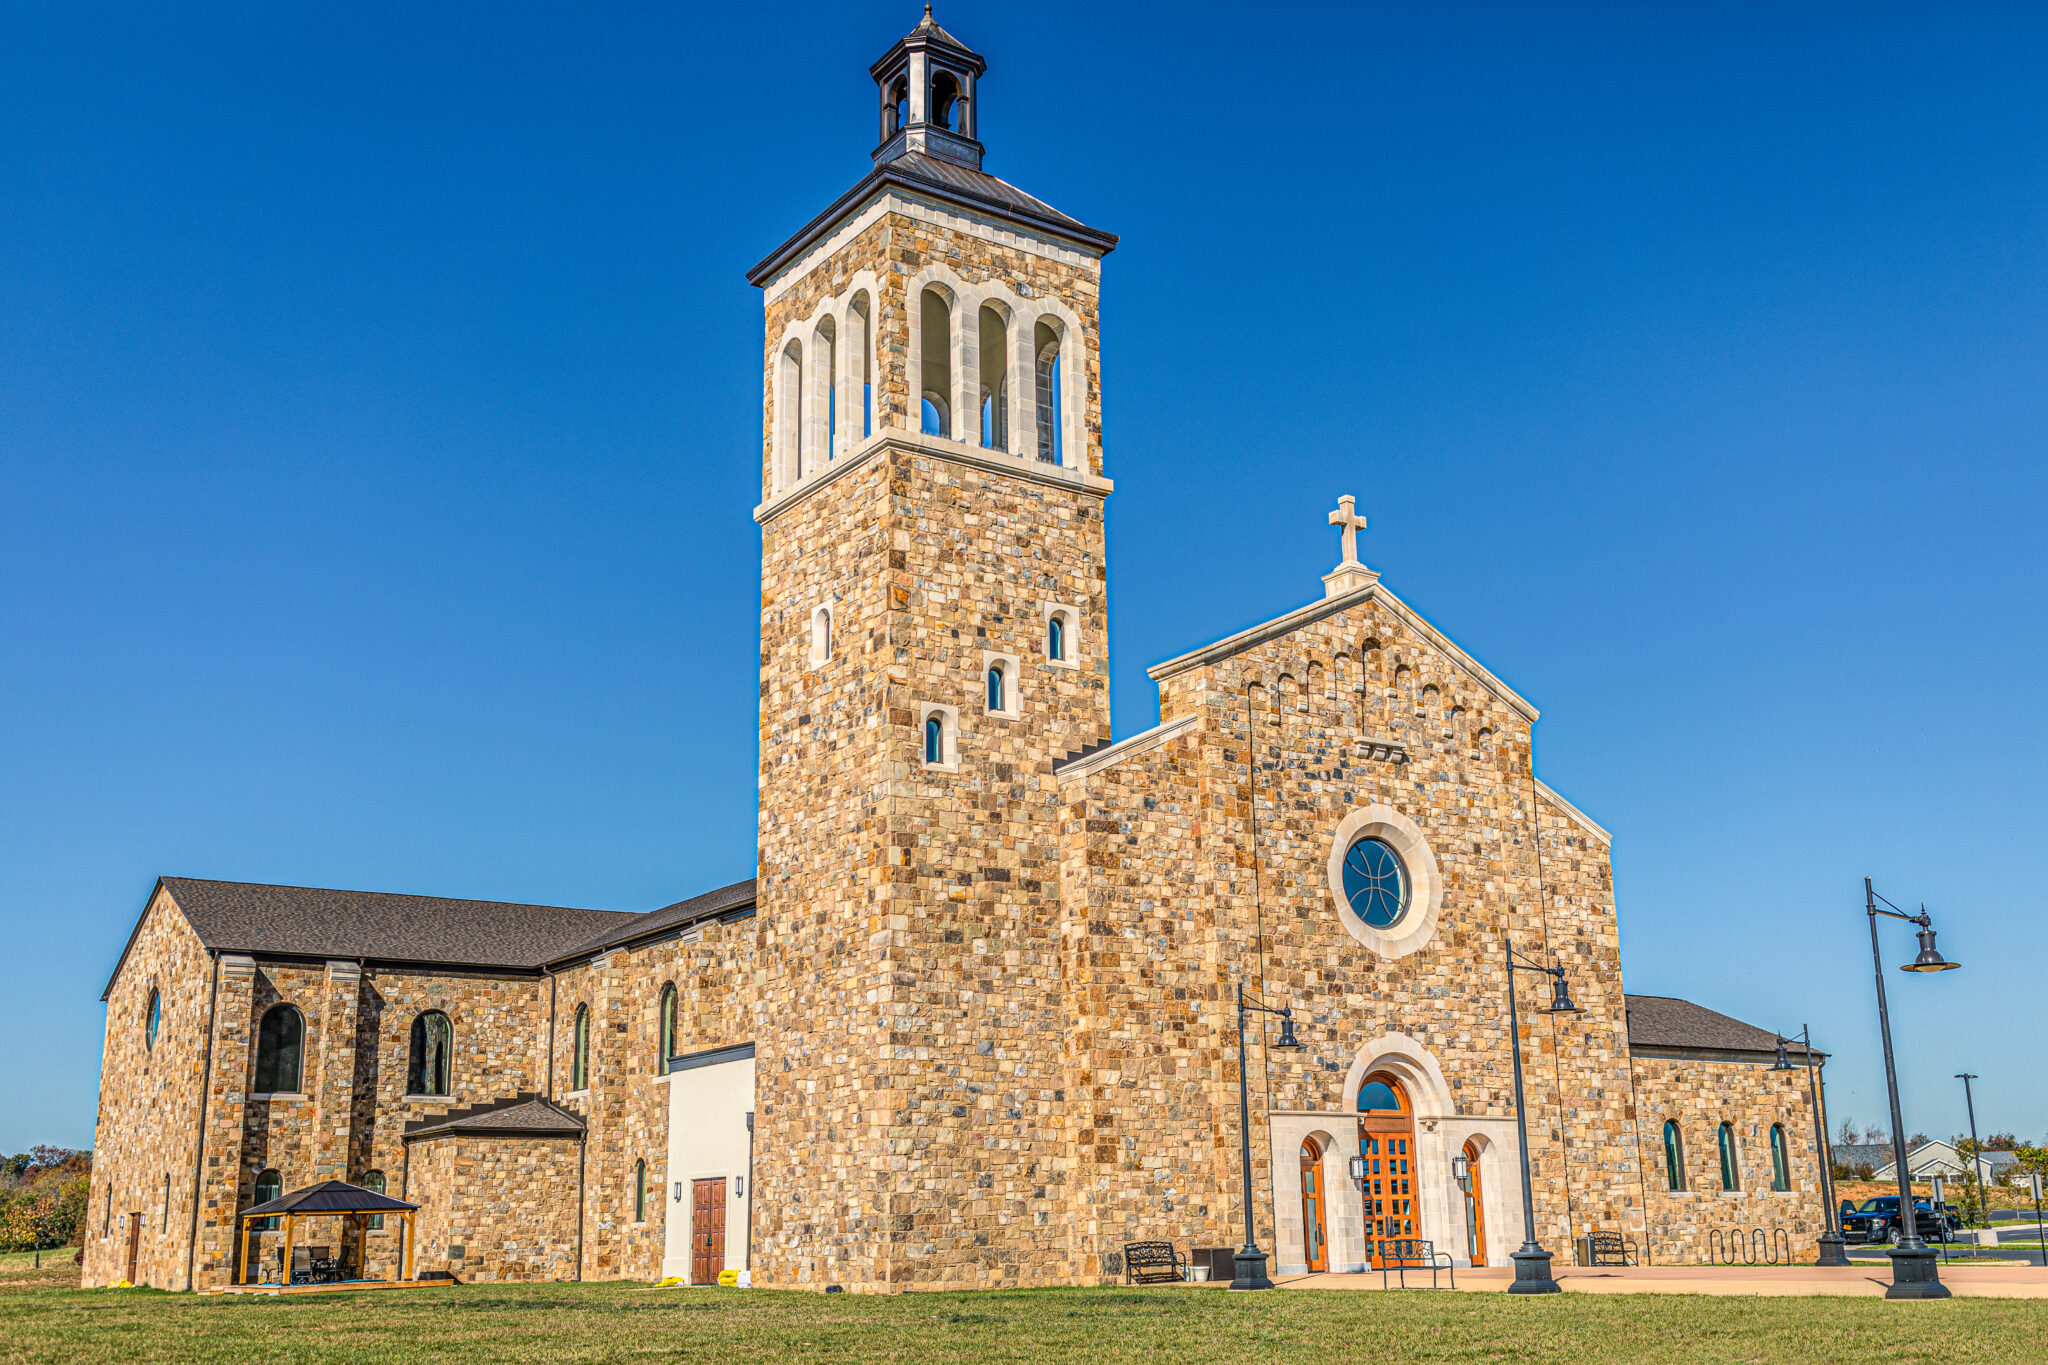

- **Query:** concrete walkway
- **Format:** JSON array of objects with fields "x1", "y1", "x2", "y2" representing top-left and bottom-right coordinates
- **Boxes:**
[{"x1": 1276, "y1": 1262, "x2": 2048, "y2": 1298}]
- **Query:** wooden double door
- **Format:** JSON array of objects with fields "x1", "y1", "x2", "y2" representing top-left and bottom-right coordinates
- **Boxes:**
[
  {"x1": 1358, "y1": 1073, "x2": 1418, "y2": 1269},
  {"x1": 690, "y1": 1179, "x2": 727, "y2": 1284}
]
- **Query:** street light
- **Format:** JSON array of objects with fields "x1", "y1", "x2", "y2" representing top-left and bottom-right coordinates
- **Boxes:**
[
  {"x1": 1956, "y1": 1073, "x2": 1986, "y2": 1256},
  {"x1": 1502, "y1": 933, "x2": 1579, "y2": 1295},
  {"x1": 1230, "y1": 980, "x2": 1304, "y2": 1291},
  {"x1": 1864, "y1": 877, "x2": 1961, "y2": 1300},
  {"x1": 1770, "y1": 1026, "x2": 1850, "y2": 1266}
]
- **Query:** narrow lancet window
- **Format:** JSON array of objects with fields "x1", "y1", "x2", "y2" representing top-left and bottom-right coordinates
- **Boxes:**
[
  {"x1": 1034, "y1": 319, "x2": 1063, "y2": 464},
  {"x1": 571, "y1": 1004, "x2": 591, "y2": 1091},
  {"x1": 987, "y1": 665, "x2": 1005, "y2": 712},
  {"x1": 924, "y1": 715, "x2": 943, "y2": 764},
  {"x1": 1048, "y1": 615, "x2": 1065, "y2": 661},
  {"x1": 407, "y1": 1010, "x2": 453, "y2": 1097},
  {"x1": 979, "y1": 304, "x2": 1008, "y2": 451},
  {"x1": 921, "y1": 287, "x2": 953, "y2": 438}
]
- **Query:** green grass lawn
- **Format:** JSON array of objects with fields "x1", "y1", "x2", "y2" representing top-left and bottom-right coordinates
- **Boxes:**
[{"x1": 3, "y1": 1258, "x2": 2045, "y2": 1365}]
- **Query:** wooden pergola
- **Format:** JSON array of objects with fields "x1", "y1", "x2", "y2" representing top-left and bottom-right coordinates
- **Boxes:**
[{"x1": 236, "y1": 1179, "x2": 420, "y2": 1287}]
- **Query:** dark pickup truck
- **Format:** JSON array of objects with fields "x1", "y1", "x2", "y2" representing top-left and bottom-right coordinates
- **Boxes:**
[{"x1": 1839, "y1": 1196, "x2": 1961, "y2": 1245}]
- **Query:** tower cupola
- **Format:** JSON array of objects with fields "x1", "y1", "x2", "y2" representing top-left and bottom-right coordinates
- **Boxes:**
[{"x1": 870, "y1": 6, "x2": 987, "y2": 172}]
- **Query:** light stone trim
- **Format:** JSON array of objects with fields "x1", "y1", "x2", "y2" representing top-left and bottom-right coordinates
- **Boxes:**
[
  {"x1": 1053, "y1": 714, "x2": 1198, "y2": 783},
  {"x1": 758, "y1": 188, "x2": 1099, "y2": 304},
  {"x1": 1325, "y1": 805, "x2": 1444, "y2": 960},
  {"x1": 754, "y1": 430, "x2": 1110, "y2": 526},
  {"x1": 1146, "y1": 581, "x2": 1538, "y2": 724},
  {"x1": 220, "y1": 954, "x2": 257, "y2": 982},
  {"x1": 1534, "y1": 778, "x2": 1611, "y2": 844}
]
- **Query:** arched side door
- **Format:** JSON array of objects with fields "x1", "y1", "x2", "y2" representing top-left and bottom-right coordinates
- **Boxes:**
[
  {"x1": 1358, "y1": 1073, "x2": 1419, "y2": 1268},
  {"x1": 1462, "y1": 1139, "x2": 1488, "y2": 1267},
  {"x1": 1299, "y1": 1137, "x2": 1329, "y2": 1273}
]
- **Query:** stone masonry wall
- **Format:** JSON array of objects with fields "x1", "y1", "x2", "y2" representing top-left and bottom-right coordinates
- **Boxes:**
[
  {"x1": 1633, "y1": 1053, "x2": 1830, "y2": 1263},
  {"x1": 408, "y1": 1135, "x2": 581, "y2": 1283},
  {"x1": 85, "y1": 889, "x2": 214, "y2": 1288}
]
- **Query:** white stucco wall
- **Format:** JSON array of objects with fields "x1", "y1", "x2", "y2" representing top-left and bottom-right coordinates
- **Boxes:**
[{"x1": 660, "y1": 1046, "x2": 756, "y2": 1283}]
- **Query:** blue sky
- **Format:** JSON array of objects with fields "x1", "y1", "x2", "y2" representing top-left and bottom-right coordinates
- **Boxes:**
[{"x1": 3, "y1": 3, "x2": 2044, "y2": 1155}]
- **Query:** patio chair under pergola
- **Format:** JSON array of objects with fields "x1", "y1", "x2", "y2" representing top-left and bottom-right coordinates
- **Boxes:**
[{"x1": 236, "y1": 1179, "x2": 420, "y2": 1287}]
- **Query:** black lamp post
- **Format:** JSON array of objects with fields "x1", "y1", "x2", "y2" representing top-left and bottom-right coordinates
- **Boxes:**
[
  {"x1": 1230, "y1": 980, "x2": 1304, "y2": 1291},
  {"x1": 1956, "y1": 1072, "x2": 1985, "y2": 1255},
  {"x1": 1864, "y1": 877, "x2": 1961, "y2": 1299},
  {"x1": 1771, "y1": 1026, "x2": 1850, "y2": 1266},
  {"x1": 1502, "y1": 934, "x2": 1579, "y2": 1295}
]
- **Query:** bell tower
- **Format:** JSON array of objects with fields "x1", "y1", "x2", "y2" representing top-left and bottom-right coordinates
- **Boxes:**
[{"x1": 744, "y1": 12, "x2": 1118, "y2": 1290}]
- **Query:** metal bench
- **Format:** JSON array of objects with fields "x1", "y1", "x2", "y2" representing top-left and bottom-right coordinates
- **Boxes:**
[
  {"x1": 1584, "y1": 1230, "x2": 1638, "y2": 1267},
  {"x1": 1122, "y1": 1241, "x2": 1187, "y2": 1285},
  {"x1": 1373, "y1": 1238, "x2": 1455, "y2": 1289}
]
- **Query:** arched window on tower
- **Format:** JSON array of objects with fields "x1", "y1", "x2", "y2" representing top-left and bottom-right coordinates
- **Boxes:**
[
  {"x1": 1663, "y1": 1120, "x2": 1686, "y2": 1191},
  {"x1": 1034, "y1": 318, "x2": 1064, "y2": 464},
  {"x1": 254, "y1": 1004, "x2": 304, "y2": 1094},
  {"x1": 986, "y1": 664, "x2": 1005, "y2": 712},
  {"x1": 571, "y1": 1004, "x2": 591, "y2": 1091},
  {"x1": 848, "y1": 291, "x2": 873, "y2": 439},
  {"x1": 978, "y1": 304, "x2": 1008, "y2": 451},
  {"x1": 1047, "y1": 614, "x2": 1065, "y2": 662},
  {"x1": 810, "y1": 604, "x2": 832, "y2": 666},
  {"x1": 890, "y1": 78, "x2": 910, "y2": 137},
  {"x1": 778, "y1": 338, "x2": 804, "y2": 486},
  {"x1": 921, "y1": 287, "x2": 953, "y2": 437},
  {"x1": 407, "y1": 1009, "x2": 453, "y2": 1097}
]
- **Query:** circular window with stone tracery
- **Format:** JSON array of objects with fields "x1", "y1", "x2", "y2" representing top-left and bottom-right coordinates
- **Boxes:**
[{"x1": 1341, "y1": 837, "x2": 1410, "y2": 928}]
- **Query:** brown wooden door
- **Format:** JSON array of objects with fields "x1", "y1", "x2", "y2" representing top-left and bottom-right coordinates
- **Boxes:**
[
  {"x1": 124, "y1": 1214, "x2": 141, "y2": 1284},
  {"x1": 690, "y1": 1179, "x2": 726, "y2": 1284},
  {"x1": 1358, "y1": 1074, "x2": 1419, "y2": 1268},
  {"x1": 1462, "y1": 1140, "x2": 1488, "y2": 1267},
  {"x1": 1299, "y1": 1139, "x2": 1329, "y2": 1273}
]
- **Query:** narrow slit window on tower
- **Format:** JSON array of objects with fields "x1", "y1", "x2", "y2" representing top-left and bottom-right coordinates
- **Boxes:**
[
  {"x1": 634, "y1": 1159, "x2": 648, "y2": 1223},
  {"x1": 810, "y1": 604, "x2": 832, "y2": 665},
  {"x1": 924, "y1": 715, "x2": 943, "y2": 764},
  {"x1": 1048, "y1": 614, "x2": 1064, "y2": 661},
  {"x1": 1034, "y1": 319, "x2": 1063, "y2": 464},
  {"x1": 978, "y1": 304, "x2": 1008, "y2": 451},
  {"x1": 921, "y1": 287, "x2": 952, "y2": 438},
  {"x1": 986, "y1": 664, "x2": 1005, "y2": 712},
  {"x1": 658, "y1": 983, "x2": 678, "y2": 1074}
]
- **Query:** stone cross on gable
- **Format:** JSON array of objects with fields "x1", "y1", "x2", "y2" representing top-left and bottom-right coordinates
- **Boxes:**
[
  {"x1": 1322, "y1": 493, "x2": 1380, "y2": 599},
  {"x1": 1328, "y1": 494, "x2": 1367, "y2": 566}
]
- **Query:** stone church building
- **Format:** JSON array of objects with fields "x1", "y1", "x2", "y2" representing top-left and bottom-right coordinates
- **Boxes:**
[{"x1": 85, "y1": 14, "x2": 1831, "y2": 1292}]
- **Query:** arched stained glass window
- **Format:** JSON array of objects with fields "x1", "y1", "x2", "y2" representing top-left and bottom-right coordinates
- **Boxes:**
[
  {"x1": 925, "y1": 715, "x2": 944, "y2": 765},
  {"x1": 1769, "y1": 1124, "x2": 1790, "y2": 1192},
  {"x1": 254, "y1": 1005, "x2": 304, "y2": 1094},
  {"x1": 1718, "y1": 1122, "x2": 1740, "y2": 1191},
  {"x1": 1663, "y1": 1120, "x2": 1685, "y2": 1191},
  {"x1": 408, "y1": 1010, "x2": 453, "y2": 1097},
  {"x1": 658, "y1": 983, "x2": 678, "y2": 1075},
  {"x1": 145, "y1": 989, "x2": 161, "y2": 1051},
  {"x1": 361, "y1": 1169, "x2": 385, "y2": 1231},
  {"x1": 571, "y1": 1004, "x2": 591, "y2": 1091},
  {"x1": 1341, "y1": 837, "x2": 1410, "y2": 929},
  {"x1": 1358, "y1": 1080, "x2": 1402, "y2": 1112},
  {"x1": 987, "y1": 665, "x2": 1005, "y2": 712},
  {"x1": 252, "y1": 1168, "x2": 283, "y2": 1231}
]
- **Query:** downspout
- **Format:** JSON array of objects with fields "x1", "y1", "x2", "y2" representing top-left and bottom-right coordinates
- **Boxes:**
[
  {"x1": 546, "y1": 970, "x2": 558, "y2": 1098},
  {"x1": 184, "y1": 950, "x2": 222, "y2": 1291},
  {"x1": 744, "y1": 1111, "x2": 755, "y2": 1271},
  {"x1": 576, "y1": 1130, "x2": 587, "y2": 1281}
]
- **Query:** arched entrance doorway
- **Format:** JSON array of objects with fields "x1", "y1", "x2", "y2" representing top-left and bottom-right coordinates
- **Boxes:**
[
  {"x1": 1299, "y1": 1137, "x2": 1329, "y2": 1273},
  {"x1": 1358, "y1": 1073, "x2": 1417, "y2": 1268},
  {"x1": 1461, "y1": 1139, "x2": 1488, "y2": 1267}
]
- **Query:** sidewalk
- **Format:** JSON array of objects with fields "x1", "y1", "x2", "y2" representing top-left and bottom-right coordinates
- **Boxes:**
[{"x1": 1277, "y1": 1262, "x2": 2048, "y2": 1298}]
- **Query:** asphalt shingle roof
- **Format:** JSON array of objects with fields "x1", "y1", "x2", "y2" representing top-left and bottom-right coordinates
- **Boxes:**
[
  {"x1": 158, "y1": 876, "x2": 636, "y2": 972},
  {"x1": 242, "y1": 1178, "x2": 418, "y2": 1219},
  {"x1": 403, "y1": 1093, "x2": 587, "y2": 1142},
  {"x1": 558, "y1": 877, "x2": 756, "y2": 959},
  {"x1": 1623, "y1": 994, "x2": 1820, "y2": 1059}
]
